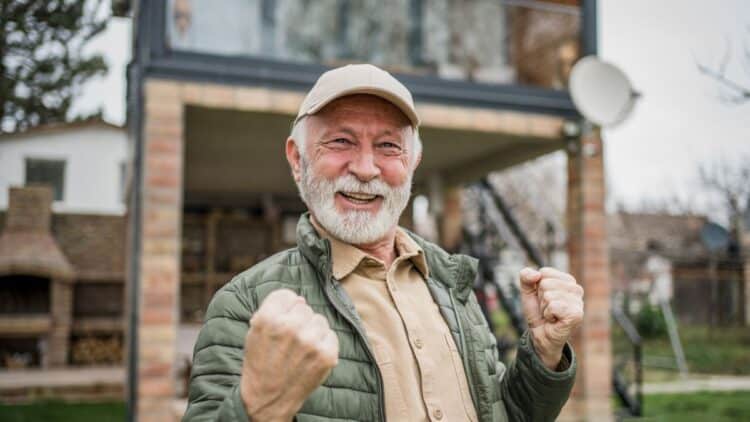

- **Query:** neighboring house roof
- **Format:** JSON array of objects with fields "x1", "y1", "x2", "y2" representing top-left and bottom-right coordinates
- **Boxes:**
[
  {"x1": 0, "y1": 118, "x2": 125, "y2": 142},
  {"x1": 608, "y1": 212, "x2": 709, "y2": 259}
]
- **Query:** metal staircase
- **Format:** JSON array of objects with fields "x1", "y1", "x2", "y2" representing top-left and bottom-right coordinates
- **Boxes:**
[{"x1": 463, "y1": 177, "x2": 643, "y2": 417}]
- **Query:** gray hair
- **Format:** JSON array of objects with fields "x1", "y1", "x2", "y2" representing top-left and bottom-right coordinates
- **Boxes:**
[{"x1": 290, "y1": 117, "x2": 422, "y2": 166}]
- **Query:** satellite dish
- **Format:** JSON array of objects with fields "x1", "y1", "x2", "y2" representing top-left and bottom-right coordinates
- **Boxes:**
[
  {"x1": 569, "y1": 56, "x2": 639, "y2": 127},
  {"x1": 700, "y1": 221, "x2": 730, "y2": 253}
]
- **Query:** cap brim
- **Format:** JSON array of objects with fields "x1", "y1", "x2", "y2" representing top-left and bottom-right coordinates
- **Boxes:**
[{"x1": 298, "y1": 86, "x2": 420, "y2": 128}]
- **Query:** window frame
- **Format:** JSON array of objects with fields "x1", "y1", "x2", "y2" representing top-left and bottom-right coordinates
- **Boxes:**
[
  {"x1": 24, "y1": 157, "x2": 67, "y2": 202},
  {"x1": 136, "y1": 0, "x2": 598, "y2": 117}
]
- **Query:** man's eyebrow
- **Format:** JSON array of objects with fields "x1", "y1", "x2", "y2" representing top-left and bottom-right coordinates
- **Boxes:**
[
  {"x1": 318, "y1": 126, "x2": 407, "y2": 143},
  {"x1": 374, "y1": 129, "x2": 409, "y2": 145},
  {"x1": 319, "y1": 126, "x2": 358, "y2": 140}
]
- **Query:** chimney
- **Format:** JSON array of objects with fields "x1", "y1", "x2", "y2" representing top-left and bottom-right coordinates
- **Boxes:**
[
  {"x1": 5, "y1": 186, "x2": 54, "y2": 233},
  {"x1": 0, "y1": 186, "x2": 74, "y2": 279}
]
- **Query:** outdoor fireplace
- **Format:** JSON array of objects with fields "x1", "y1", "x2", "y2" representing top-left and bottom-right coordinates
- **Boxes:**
[{"x1": 0, "y1": 187, "x2": 75, "y2": 368}]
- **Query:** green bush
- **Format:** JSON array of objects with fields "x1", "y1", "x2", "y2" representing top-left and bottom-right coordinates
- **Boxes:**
[{"x1": 636, "y1": 304, "x2": 667, "y2": 339}]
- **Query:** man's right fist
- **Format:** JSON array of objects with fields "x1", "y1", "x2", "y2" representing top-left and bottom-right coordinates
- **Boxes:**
[{"x1": 240, "y1": 289, "x2": 339, "y2": 421}]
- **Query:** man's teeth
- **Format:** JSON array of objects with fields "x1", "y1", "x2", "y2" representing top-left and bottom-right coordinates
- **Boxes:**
[{"x1": 341, "y1": 192, "x2": 378, "y2": 201}]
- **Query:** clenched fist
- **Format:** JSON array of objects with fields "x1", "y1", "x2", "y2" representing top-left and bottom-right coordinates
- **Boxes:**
[
  {"x1": 240, "y1": 289, "x2": 339, "y2": 421},
  {"x1": 519, "y1": 267, "x2": 584, "y2": 370}
]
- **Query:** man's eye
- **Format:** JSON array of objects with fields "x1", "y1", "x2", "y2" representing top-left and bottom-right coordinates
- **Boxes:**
[
  {"x1": 331, "y1": 138, "x2": 352, "y2": 145},
  {"x1": 379, "y1": 142, "x2": 402, "y2": 151}
]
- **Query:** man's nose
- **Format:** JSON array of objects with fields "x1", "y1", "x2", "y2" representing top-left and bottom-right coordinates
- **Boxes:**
[{"x1": 348, "y1": 150, "x2": 381, "y2": 182}]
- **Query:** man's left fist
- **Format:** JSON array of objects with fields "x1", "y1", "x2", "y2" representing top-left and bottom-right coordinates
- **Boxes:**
[{"x1": 519, "y1": 267, "x2": 584, "y2": 370}]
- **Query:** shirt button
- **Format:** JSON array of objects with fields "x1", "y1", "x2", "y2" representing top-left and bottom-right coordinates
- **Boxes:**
[
  {"x1": 433, "y1": 408, "x2": 443, "y2": 420},
  {"x1": 414, "y1": 338, "x2": 423, "y2": 349}
]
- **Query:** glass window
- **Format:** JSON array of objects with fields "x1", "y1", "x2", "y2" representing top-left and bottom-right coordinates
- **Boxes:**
[
  {"x1": 25, "y1": 158, "x2": 66, "y2": 201},
  {"x1": 165, "y1": 0, "x2": 582, "y2": 90}
]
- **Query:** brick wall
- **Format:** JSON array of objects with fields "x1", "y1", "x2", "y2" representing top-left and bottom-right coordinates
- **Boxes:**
[
  {"x1": 52, "y1": 214, "x2": 126, "y2": 280},
  {"x1": 4, "y1": 186, "x2": 53, "y2": 233},
  {"x1": 562, "y1": 128, "x2": 613, "y2": 421},
  {"x1": 134, "y1": 80, "x2": 185, "y2": 422}
]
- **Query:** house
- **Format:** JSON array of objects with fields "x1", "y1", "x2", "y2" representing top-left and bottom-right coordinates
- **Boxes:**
[
  {"x1": 0, "y1": 120, "x2": 128, "y2": 382},
  {"x1": 124, "y1": 1, "x2": 610, "y2": 420},
  {"x1": 0, "y1": 119, "x2": 128, "y2": 215},
  {"x1": 608, "y1": 212, "x2": 747, "y2": 326}
]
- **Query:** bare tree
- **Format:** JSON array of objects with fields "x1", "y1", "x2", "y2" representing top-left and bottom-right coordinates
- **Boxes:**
[
  {"x1": 696, "y1": 25, "x2": 750, "y2": 104},
  {"x1": 699, "y1": 155, "x2": 750, "y2": 235}
]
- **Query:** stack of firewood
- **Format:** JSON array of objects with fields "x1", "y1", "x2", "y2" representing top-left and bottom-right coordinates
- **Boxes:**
[{"x1": 71, "y1": 336, "x2": 123, "y2": 365}]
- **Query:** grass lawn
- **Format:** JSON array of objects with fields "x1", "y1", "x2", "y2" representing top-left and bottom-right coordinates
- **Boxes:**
[
  {"x1": 643, "y1": 325, "x2": 750, "y2": 375},
  {"x1": 0, "y1": 400, "x2": 126, "y2": 422},
  {"x1": 614, "y1": 323, "x2": 750, "y2": 378},
  {"x1": 635, "y1": 391, "x2": 750, "y2": 421}
]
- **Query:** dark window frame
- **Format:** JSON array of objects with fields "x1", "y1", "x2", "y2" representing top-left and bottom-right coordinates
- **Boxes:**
[
  {"x1": 137, "y1": 0, "x2": 598, "y2": 117},
  {"x1": 24, "y1": 157, "x2": 66, "y2": 201}
]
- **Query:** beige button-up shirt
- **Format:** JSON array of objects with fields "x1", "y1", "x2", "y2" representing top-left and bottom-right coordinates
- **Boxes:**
[{"x1": 314, "y1": 221, "x2": 478, "y2": 422}]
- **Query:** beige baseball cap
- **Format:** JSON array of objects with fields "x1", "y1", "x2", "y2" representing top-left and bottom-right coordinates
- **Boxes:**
[{"x1": 294, "y1": 63, "x2": 420, "y2": 127}]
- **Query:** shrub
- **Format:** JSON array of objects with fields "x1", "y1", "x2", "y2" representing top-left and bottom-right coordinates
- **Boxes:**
[{"x1": 636, "y1": 304, "x2": 667, "y2": 339}]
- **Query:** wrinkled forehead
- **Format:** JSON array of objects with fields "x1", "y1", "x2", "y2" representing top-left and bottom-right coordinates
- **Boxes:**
[{"x1": 312, "y1": 94, "x2": 413, "y2": 132}]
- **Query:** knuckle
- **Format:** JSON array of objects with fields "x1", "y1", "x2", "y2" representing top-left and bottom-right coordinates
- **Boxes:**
[
  {"x1": 298, "y1": 335, "x2": 318, "y2": 352},
  {"x1": 268, "y1": 288, "x2": 296, "y2": 303},
  {"x1": 276, "y1": 320, "x2": 300, "y2": 337},
  {"x1": 323, "y1": 352, "x2": 339, "y2": 368},
  {"x1": 311, "y1": 313, "x2": 329, "y2": 328},
  {"x1": 251, "y1": 312, "x2": 270, "y2": 328},
  {"x1": 538, "y1": 279, "x2": 549, "y2": 292}
]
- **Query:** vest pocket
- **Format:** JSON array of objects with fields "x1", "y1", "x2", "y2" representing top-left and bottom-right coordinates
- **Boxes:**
[{"x1": 444, "y1": 333, "x2": 479, "y2": 422}]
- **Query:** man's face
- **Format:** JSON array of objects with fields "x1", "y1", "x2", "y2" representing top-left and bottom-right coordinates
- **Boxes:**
[{"x1": 287, "y1": 94, "x2": 420, "y2": 244}]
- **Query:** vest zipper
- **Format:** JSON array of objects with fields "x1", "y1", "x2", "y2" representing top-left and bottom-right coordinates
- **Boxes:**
[
  {"x1": 450, "y1": 288, "x2": 480, "y2": 418},
  {"x1": 323, "y1": 277, "x2": 386, "y2": 422}
]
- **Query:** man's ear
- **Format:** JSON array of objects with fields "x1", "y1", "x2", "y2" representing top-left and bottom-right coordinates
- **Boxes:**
[
  {"x1": 413, "y1": 150, "x2": 422, "y2": 171},
  {"x1": 285, "y1": 137, "x2": 302, "y2": 182}
]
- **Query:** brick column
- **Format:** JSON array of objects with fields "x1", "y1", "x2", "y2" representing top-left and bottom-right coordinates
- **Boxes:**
[
  {"x1": 440, "y1": 187, "x2": 463, "y2": 252},
  {"x1": 562, "y1": 127, "x2": 613, "y2": 421},
  {"x1": 48, "y1": 278, "x2": 73, "y2": 367},
  {"x1": 135, "y1": 80, "x2": 185, "y2": 421}
]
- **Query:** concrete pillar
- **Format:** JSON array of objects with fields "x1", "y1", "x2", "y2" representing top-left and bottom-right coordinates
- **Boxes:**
[
  {"x1": 134, "y1": 79, "x2": 185, "y2": 421},
  {"x1": 561, "y1": 127, "x2": 613, "y2": 421}
]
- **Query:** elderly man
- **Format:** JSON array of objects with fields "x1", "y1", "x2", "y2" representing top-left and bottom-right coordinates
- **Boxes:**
[{"x1": 183, "y1": 64, "x2": 584, "y2": 422}]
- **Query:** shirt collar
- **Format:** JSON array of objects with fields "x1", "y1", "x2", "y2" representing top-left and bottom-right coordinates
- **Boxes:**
[{"x1": 310, "y1": 216, "x2": 429, "y2": 280}]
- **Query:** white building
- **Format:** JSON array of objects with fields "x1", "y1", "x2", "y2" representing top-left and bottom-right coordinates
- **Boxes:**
[{"x1": 0, "y1": 120, "x2": 128, "y2": 215}]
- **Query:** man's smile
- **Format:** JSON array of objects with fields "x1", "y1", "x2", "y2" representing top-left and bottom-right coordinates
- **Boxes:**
[
  {"x1": 336, "y1": 191, "x2": 384, "y2": 209},
  {"x1": 338, "y1": 191, "x2": 380, "y2": 203}
]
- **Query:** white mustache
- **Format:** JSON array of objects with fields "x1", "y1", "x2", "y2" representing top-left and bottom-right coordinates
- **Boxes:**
[{"x1": 332, "y1": 175, "x2": 392, "y2": 197}]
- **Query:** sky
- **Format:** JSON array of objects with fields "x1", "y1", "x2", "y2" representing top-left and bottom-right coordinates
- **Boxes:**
[
  {"x1": 72, "y1": 0, "x2": 750, "y2": 221},
  {"x1": 599, "y1": 0, "x2": 750, "y2": 217}
]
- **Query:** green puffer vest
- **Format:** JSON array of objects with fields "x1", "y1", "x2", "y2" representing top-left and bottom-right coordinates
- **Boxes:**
[{"x1": 183, "y1": 214, "x2": 576, "y2": 422}]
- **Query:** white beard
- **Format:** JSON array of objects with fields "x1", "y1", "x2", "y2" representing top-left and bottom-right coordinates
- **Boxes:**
[{"x1": 297, "y1": 157, "x2": 412, "y2": 245}]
